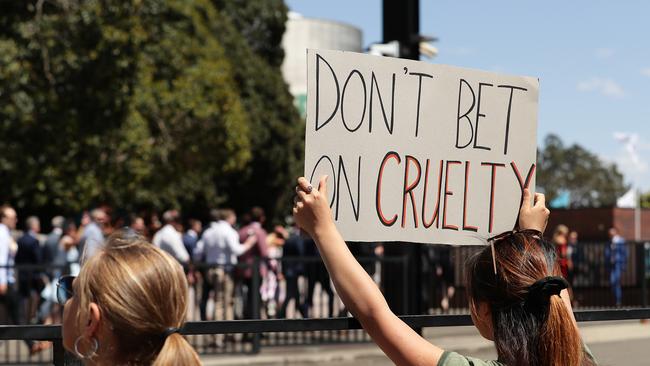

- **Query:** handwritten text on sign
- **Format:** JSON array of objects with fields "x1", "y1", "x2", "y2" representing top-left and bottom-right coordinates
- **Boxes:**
[{"x1": 304, "y1": 49, "x2": 539, "y2": 245}]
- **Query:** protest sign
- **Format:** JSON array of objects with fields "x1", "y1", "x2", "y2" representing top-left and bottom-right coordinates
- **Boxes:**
[{"x1": 304, "y1": 49, "x2": 538, "y2": 246}]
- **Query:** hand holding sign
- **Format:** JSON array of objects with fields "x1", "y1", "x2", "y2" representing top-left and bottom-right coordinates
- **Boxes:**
[
  {"x1": 518, "y1": 189, "x2": 550, "y2": 233},
  {"x1": 293, "y1": 176, "x2": 334, "y2": 238}
]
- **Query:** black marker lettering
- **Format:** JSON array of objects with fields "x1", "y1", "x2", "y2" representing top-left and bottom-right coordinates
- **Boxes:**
[
  {"x1": 315, "y1": 54, "x2": 340, "y2": 131},
  {"x1": 309, "y1": 155, "x2": 337, "y2": 208},
  {"x1": 341, "y1": 70, "x2": 367, "y2": 132},
  {"x1": 456, "y1": 79, "x2": 476, "y2": 149},
  {"x1": 369, "y1": 72, "x2": 396, "y2": 134},
  {"x1": 473, "y1": 82, "x2": 493, "y2": 151},
  {"x1": 335, "y1": 156, "x2": 361, "y2": 221},
  {"x1": 498, "y1": 85, "x2": 528, "y2": 155},
  {"x1": 409, "y1": 72, "x2": 434, "y2": 137}
]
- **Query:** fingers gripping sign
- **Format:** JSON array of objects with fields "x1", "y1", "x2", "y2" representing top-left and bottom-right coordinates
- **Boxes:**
[
  {"x1": 293, "y1": 176, "x2": 334, "y2": 237},
  {"x1": 518, "y1": 188, "x2": 550, "y2": 234}
]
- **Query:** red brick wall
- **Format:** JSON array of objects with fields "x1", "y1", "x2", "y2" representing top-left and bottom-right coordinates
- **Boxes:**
[
  {"x1": 613, "y1": 208, "x2": 650, "y2": 241},
  {"x1": 547, "y1": 208, "x2": 613, "y2": 240},
  {"x1": 546, "y1": 207, "x2": 650, "y2": 241}
]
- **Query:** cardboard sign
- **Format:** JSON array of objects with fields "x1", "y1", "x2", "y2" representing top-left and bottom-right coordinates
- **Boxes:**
[{"x1": 304, "y1": 49, "x2": 538, "y2": 246}]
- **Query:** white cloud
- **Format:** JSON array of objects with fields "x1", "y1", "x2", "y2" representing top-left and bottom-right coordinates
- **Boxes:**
[
  {"x1": 613, "y1": 132, "x2": 644, "y2": 171},
  {"x1": 641, "y1": 68, "x2": 650, "y2": 77},
  {"x1": 576, "y1": 77, "x2": 624, "y2": 98},
  {"x1": 611, "y1": 134, "x2": 650, "y2": 189},
  {"x1": 595, "y1": 48, "x2": 615, "y2": 59}
]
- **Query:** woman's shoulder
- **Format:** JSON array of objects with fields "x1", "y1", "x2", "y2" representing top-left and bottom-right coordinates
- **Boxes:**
[
  {"x1": 438, "y1": 347, "x2": 598, "y2": 366},
  {"x1": 438, "y1": 351, "x2": 504, "y2": 366}
]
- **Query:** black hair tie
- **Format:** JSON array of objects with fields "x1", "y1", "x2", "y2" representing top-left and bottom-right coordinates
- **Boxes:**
[
  {"x1": 162, "y1": 327, "x2": 181, "y2": 339},
  {"x1": 525, "y1": 276, "x2": 568, "y2": 308}
]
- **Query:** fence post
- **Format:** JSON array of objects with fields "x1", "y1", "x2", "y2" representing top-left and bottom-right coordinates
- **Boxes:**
[
  {"x1": 641, "y1": 242, "x2": 650, "y2": 308},
  {"x1": 53, "y1": 339, "x2": 65, "y2": 366},
  {"x1": 251, "y1": 257, "x2": 261, "y2": 354},
  {"x1": 401, "y1": 255, "x2": 409, "y2": 315},
  {"x1": 53, "y1": 340, "x2": 82, "y2": 366}
]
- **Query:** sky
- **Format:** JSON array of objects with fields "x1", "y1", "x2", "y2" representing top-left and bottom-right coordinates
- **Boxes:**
[{"x1": 285, "y1": 0, "x2": 650, "y2": 191}]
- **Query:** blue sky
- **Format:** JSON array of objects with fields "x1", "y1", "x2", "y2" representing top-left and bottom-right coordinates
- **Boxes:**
[{"x1": 286, "y1": 0, "x2": 650, "y2": 191}]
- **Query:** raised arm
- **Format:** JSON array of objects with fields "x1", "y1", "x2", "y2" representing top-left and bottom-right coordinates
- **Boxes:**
[
  {"x1": 293, "y1": 176, "x2": 444, "y2": 366},
  {"x1": 227, "y1": 230, "x2": 256, "y2": 256}
]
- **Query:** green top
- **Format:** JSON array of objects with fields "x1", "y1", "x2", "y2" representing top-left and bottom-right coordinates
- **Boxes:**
[
  {"x1": 438, "y1": 351, "x2": 503, "y2": 366},
  {"x1": 437, "y1": 344, "x2": 597, "y2": 366}
]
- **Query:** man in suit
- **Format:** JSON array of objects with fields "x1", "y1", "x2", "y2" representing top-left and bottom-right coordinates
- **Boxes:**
[
  {"x1": 183, "y1": 218, "x2": 202, "y2": 260},
  {"x1": 277, "y1": 225, "x2": 309, "y2": 318},
  {"x1": 15, "y1": 216, "x2": 44, "y2": 323},
  {"x1": 1, "y1": 206, "x2": 43, "y2": 352},
  {"x1": 605, "y1": 227, "x2": 627, "y2": 307},
  {"x1": 42, "y1": 216, "x2": 65, "y2": 278}
]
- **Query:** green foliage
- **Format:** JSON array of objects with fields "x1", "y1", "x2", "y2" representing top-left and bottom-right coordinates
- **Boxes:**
[
  {"x1": 537, "y1": 134, "x2": 628, "y2": 208},
  {"x1": 641, "y1": 191, "x2": 650, "y2": 209},
  {"x1": 212, "y1": 0, "x2": 288, "y2": 67},
  {"x1": 0, "y1": 0, "x2": 301, "y2": 222},
  {"x1": 212, "y1": 0, "x2": 303, "y2": 223}
]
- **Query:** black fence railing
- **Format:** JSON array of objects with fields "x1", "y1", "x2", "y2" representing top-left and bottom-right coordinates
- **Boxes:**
[
  {"x1": 420, "y1": 241, "x2": 650, "y2": 311},
  {"x1": 0, "y1": 241, "x2": 648, "y2": 363},
  {"x1": 1, "y1": 309, "x2": 649, "y2": 365}
]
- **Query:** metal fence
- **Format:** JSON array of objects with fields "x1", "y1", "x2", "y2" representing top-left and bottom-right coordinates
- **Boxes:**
[
  {"x1": 420, "y1": 241, "x2": 650, "y2": 311},
  {"x1": 0, "y1": 241, "x2": 648, "y2": 364},
  {"x1": 1, "y1": 309, "x2": 650, "y2": 365}
]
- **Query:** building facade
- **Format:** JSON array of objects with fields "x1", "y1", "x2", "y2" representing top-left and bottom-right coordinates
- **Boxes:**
[{"x1": 281, "y1": 12, "x2": 363, "y2": 118}]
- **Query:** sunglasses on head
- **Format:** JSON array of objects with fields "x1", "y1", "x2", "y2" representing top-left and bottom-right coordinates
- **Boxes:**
[
  {"x1": 486, "y1": 229, "x2": 543, "y2": 275},
  {"x1": 56, "y1": 275, "x2": 76, "y2": 304},
  {"x1": 487, "y1": 228, "x2": 543, "y2": 243}
]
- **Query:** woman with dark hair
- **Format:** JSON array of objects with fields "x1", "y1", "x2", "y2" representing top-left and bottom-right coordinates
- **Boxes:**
[{"x1": 293, "y1": 176, "x2": 596, "y2": 366}]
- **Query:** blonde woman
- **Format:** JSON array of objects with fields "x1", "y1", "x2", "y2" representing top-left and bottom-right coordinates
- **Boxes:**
[{"x1": 57, "y1": 233, "x2": 201, "y2": 365}]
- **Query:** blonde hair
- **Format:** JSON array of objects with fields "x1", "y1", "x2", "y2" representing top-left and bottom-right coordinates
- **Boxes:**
[
  {"x1": 553, "y1": 224, "x2": 569, "y2": 237},
  {"x1": 75, "y1": 233, "x2": 200, "y2": 365}
]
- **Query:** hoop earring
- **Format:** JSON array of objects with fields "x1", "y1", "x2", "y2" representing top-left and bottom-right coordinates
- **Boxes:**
[{"x1": 74, "y1": 335, "x2": 99, "y2": 360}]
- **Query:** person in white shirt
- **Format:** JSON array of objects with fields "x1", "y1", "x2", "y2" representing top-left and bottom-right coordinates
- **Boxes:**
[
  {"x1": 0, "y1": 205, "x2": 43, "y2": 352},
  {"x1": 0, "y1": 206, "x2": 18, "y2": 308},
  {"x1": 153, "y1": 210, "x2": 189, "y2": 265},
  {"x1": 194, "y1": 209, "x2": 255, "y2": 342},
  {"x1": 79, "y1": 208, "x2": 107, "y2": 261}
]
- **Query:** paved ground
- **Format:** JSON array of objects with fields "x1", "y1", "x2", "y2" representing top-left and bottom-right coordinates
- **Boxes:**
[
  {"x1": 201, "y1": 320, "x2": 650, "y2": 365},
  {"x1": 255, "y1": 339, "x2": 650, "y2": 366},
  {"x1": 0, "y1": 319, "x2": 646, "y2": 364}
]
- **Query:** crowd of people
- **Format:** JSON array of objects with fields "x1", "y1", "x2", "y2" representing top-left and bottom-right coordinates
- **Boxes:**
[
  {"x1": 0, "y1": 204, "x2": 635, "y2": 332},
  {"x1": 0, "y1": 204, "x2": 388, "y2": 348}
]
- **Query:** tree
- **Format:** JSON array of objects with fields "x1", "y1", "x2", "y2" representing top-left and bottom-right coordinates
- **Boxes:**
[
  {"x1": 213, "y1": 0, "x2": 287, "y2": 67},
  {"x1": 537, "y1": 134, "x2": 628, "y2": 208},
  {"x1": 0, "y1": 0, "x2": 301, "y2": 223},
  {"x1": 212, "y1": 0, "x2": 303, "y2": 223}
]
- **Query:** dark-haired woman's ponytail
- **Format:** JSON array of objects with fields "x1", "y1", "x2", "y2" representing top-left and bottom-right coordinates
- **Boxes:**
[
  {"x1": 153, "y1": 333, "x2": 201, "y2": 366},
  {"x1": 540, "y1": 295, "x2": 583, "y2": 366}
]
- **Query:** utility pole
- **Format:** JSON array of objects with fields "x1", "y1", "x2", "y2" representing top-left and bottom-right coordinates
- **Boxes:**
[
  {"x1": 383, "y1": 0, "x2": 420, "y2": 60},
  {"x1": 381, "y1": 0, "x2": 425, "y2": 318}
]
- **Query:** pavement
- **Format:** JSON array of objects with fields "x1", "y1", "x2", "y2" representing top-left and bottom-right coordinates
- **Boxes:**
[{"x1": 201, "y1": 320, "x2": 650, "y2": 365}]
